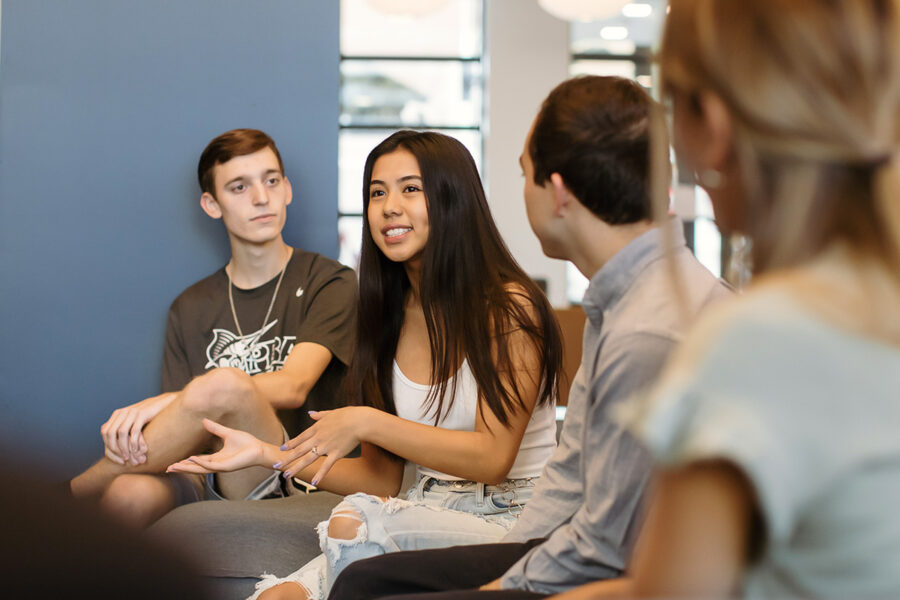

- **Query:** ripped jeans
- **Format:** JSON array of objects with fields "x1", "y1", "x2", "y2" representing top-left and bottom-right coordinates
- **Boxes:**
[{"x1": 247, "y1": 475, "x2": 537, "y2": 600}]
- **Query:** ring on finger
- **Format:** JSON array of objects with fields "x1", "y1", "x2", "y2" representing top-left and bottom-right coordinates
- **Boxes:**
[{"x1": 312, "y1": 446, "x2": 319, "y2": 457}]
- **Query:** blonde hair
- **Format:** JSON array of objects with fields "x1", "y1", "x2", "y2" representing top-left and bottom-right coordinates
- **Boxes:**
[{"x1": 655, "y1": 0, "x2": 900, "y2": 341}]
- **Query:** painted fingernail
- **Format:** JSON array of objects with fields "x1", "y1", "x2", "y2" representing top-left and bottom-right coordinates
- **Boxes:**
[
  {"x1": 311, "y1": 478, "x2": 319, "y2": 486},
  {"x1": 308, "y1": 410, "x2": 318, "y2": 415},
  {"x1": 282, "y1": 471, "x2": 291, "y2": 479},
  {"x1": 273, "y1": 462, "x2": 282, "y2": 469},
  {"x1": 280, "y1": 444, "x2": 288, "y2": 451}
]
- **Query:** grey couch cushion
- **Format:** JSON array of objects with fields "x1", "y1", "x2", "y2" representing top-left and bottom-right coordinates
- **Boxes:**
[{"x1": 148, "y1": 490, "x2": 342, "y2": 596}]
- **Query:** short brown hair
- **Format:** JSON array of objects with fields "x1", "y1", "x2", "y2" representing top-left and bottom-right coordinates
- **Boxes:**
[
  {"x1": 197, "y1": 129, "x2": 284, "y2": 196},
  {"x1": 529, "y1": 76, "x2": 660, "y2": 225}
]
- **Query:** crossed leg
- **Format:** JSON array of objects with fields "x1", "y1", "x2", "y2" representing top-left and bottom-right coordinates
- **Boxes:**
[{"x1": 70, "y1": 367, "x2": 285, "y2": 528}]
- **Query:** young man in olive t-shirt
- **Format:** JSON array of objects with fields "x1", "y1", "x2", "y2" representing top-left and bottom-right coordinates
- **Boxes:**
[{"x1": 70, "y1": 129, "x2": 357, "y2": 528}]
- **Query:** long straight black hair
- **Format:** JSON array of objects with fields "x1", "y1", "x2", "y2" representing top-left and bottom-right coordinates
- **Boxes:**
[{"x1": 346, "y1": 130, "x2": 562, "y2": 427}]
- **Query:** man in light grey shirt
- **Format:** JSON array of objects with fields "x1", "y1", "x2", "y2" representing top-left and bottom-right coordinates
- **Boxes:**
[
  {"x1": 328, "y1": 76, "x2": 731, "y2": 599},
  {"x1": 499, "y1": 218, "x2": 729, "y2": 593}
]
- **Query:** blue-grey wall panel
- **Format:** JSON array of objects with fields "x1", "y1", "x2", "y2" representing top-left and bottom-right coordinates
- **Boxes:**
[{"x1": 0, "y1": 0, "x2": 339, "y2": 475}]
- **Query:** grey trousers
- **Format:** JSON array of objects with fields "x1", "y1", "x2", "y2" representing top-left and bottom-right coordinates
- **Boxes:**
[{"x1": 148, "y1": 491, "x2": 343, "y2": 599}]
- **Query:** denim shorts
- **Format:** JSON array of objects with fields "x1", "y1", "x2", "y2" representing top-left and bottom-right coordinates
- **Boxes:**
[
  {"x1": 405, "y1": 474, "x2": 536, "y2": 517},
  {"x1": 247, "y1": 474, "x2": 539, "y2": 600}
]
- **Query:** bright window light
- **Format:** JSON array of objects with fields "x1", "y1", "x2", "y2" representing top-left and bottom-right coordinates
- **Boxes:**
[
  {"x1": 693, "y1": 186, "x2": 723, "y2": 277},
  {"x1": 622, "y1": 3, "x2": 653, "y2": 18},
  {"x1": 600, "y1": 26, "x2": 629, "y2": 40},
  {"x1": 566, "y1": 262, "x2": 589, "y2": 305}
]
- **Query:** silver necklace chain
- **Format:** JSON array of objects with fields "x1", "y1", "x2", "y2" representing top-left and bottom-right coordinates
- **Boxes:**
[{"x1": 227, "y1": 249, "x2": 292, "y2": 337}]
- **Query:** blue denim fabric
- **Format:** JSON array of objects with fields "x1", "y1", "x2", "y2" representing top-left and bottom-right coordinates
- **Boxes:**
[
  {"x1": 247, "y1": 475, "x2": 537, "y2": 600},
  {"x1": 320, "y1": 477, "x2": 536, "y2": 591},
  {"x1": 405, "y1": 475, "x2": 535, "y2": 515}
]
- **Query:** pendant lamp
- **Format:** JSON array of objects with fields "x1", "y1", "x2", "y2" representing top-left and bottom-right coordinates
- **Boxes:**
[{"x1": 538, "y1": 0, "x2": 631, "y2": 21}]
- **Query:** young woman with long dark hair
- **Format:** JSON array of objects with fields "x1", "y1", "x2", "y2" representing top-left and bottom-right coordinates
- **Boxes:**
[{"x1": 169, "y1": 130, "x2": 563, "y2": 600}]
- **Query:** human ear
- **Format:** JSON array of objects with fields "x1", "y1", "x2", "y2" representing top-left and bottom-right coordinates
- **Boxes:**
[
  {"x1": 674, "y1": 90, "x2": 734, "y2": 174},
  {"x1": 698, "y1": 91, "x2": 734, "y2": 172},
  {"x1": 283, "y1": 176, "x2": 293, "y2": 207},
  {"x1": 549, "y1": 173, "x2": 573, "y2": 217},
  {"x1": 200, "y1": 192, "x2": 222, "y2": 219}
]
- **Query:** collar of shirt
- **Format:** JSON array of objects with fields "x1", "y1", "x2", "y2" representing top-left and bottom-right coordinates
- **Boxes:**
[{"x1": 581, "y1": 218, "x2": 686, "y2": 328}]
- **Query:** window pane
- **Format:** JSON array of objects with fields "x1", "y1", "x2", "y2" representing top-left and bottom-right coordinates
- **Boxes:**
[
  {"x1": 570, "y1": 60, "x2": 652, "y2": 90},
  {"x1": 570, "y1": 1, "x2": 666, "y2": 55},
  {"x1": 694, "y1": 217, "x2": 723, "y2": 278},
  {"x1": 566, "y1": 262, "x2": 589, "y2": 306},
  {"x1": 339, "y1": 128, "x2": 482, "y2": 215},
  {"x1": 338, "y1": 216, "x2": 364, "y2": 269},
  {"x1": 570, "y1": 59, "x2": 636, "y2": 79},
  {"x1": 341, "y1": 59, "x2": 483, "y2": 128},
  {"x1": 693, "y1": 186, "x2": 723, "y2": 277},
  {"x1": 341, "y1": 0, "x2": 482, "y2": 58}
]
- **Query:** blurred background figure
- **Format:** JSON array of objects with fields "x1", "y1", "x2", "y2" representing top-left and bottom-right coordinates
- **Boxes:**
[{"x1": 2, "y1": 452, "x2": 212, "y2": 598}]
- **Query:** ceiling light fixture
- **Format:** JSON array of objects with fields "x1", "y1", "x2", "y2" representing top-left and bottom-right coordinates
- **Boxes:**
[
  {"x1": 622, "y1": 3, "x2": 653, "y2": 18},
  {"x1": 538, "y1": 0, "x2": 631, "y2": 22},
  {"x1": 600, "y1": 26, "x2": 629, "y2": 40}
]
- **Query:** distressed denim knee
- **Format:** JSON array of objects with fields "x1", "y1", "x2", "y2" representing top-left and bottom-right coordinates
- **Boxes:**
[
  {"x1": 252, "y1": 477, "x2": 540, "y2": 600},
  {"x1": 318, "y1": 495, "x2": 392, "y2": 592},
  {"x1": 320, "y1": 479, "x2": 537, "y2": 591}
]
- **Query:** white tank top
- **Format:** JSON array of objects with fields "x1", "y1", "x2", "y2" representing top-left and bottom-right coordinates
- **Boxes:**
[{"x1": 392, "y1": 360, "x2": 557, "y2": 481}]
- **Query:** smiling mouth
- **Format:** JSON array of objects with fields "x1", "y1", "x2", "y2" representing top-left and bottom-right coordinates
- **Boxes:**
[{"x1": 384, "y1": 227, "x2": 412, "y2": 240}]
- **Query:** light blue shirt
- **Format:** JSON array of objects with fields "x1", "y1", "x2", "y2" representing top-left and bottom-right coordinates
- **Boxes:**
[
  {"x1": 625, "y1": 285, "x2": 900, "y2": 598},
  {"x1": 501, "y1": 220, "x2": 732, "y2": 594}
]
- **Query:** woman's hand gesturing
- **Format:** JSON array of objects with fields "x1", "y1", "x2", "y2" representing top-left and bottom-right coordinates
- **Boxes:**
[
  {"x1": 276, "y1": 406, "x2": 372, "y2": 486},
  {"x1": 166, "y1": 419, "x2": 276, "y2": 474}
]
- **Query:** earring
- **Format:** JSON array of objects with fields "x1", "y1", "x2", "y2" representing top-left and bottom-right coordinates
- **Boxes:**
[{"x1": 696, "y1": 169, "x2": 726, "y2": 189}]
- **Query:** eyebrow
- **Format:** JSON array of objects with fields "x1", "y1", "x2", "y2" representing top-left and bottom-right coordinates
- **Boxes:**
[
  {"x1": 369, "y1": 175, "x2": 423, "y2": 186},
  {"x1": 223, "y1": 169, "x2": 281, "y2": 188}
]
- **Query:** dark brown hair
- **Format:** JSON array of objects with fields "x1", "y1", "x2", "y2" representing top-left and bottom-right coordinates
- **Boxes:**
[
  {"x1": 347, "y1": 131, "x2": 562, "y2": 427},
  {"x1": 529, "y1": 75, "x2": 660, "y2": 225},
  {"x1": 197, "y1": 129, "x2": 284, "y2": 196}
]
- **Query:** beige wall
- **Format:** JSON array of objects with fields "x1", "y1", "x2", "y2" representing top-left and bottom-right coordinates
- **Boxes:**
[{"x1": 485, "y1": 0, "x2": 570, "y2": 306}]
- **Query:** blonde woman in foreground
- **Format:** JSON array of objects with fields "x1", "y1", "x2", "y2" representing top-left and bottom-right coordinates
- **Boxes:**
[{"x1": 561, "y1": 0, "x2": 900, "y2": 597}]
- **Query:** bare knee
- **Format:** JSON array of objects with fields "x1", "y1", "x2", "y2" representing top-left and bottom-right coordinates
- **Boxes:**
[
  {"x1": 328, "y1": 513, "x2": 363, "y2": 541},
  {"x1": 100, "y1": 474, "x2": 175, "y2": 529},
  {"x1": 258, "y1": 582, "x2": 308, "y2": 600},
  {"x1": 181, "y1": 367, "x2": 255, "y2": 417}
]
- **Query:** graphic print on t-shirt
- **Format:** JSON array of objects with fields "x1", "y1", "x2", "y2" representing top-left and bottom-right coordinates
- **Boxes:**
[{"x1": 204, "y1": 320, "x2": 296, "y2": 374}]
